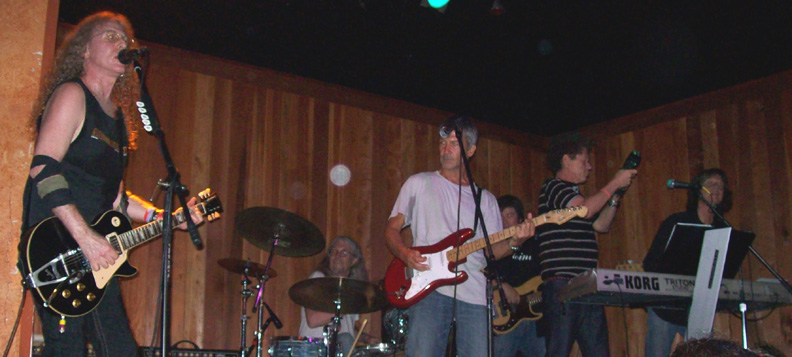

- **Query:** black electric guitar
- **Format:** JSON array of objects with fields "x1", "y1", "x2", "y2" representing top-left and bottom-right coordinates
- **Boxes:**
[
  {"x1": 19, "y1": 189, "x2": 222, "y2": 317},
  {"x1": 492, "y1": 276, "x2": 543, "y2": 335}
]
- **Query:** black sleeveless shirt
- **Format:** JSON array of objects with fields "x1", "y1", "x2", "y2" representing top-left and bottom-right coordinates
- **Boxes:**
[{"x1": 23, "y1": 79, "x2": 128, "y2": 230}]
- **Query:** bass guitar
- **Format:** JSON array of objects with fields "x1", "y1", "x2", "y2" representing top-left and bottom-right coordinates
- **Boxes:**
[
  {"x1": 492, "y1": 276, "x2": 543, "y2": 335},
  {"x1": 384, "y1": 206, "x2": 587, "y2": 309},
  {"x1": 19, "y1": 189, "x2": 223, "y2": 316}
]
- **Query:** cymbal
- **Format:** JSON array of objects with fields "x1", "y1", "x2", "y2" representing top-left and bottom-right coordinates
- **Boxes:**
[
  {"x1": 235, "y1": 207, "x2": 325, "y2": 257},
  {"x1": 289, "y1": 277, "x2": 388, "y2": 314},
  {"x1": 217, "y1": 258, "x2": 276, "y2": 278}
]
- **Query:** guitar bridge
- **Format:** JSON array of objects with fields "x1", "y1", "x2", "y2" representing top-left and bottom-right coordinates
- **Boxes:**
[{"x1": 23, "y1": 249, "x2": 89, "y2": 288}]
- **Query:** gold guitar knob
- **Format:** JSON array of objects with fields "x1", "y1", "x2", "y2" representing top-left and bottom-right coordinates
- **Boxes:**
[
  {"x1": 72, "y1": 299, "x2": 81, "y2": 308},
  {"x1": 61, "y1": 289, "x2": 71, "y2": 298},
  {"x1": 86, "y1": 293, "x2": 96, "y2": 302},
  {"x1": 76, "y1": 283, "x2": 86, "y2": 291}
]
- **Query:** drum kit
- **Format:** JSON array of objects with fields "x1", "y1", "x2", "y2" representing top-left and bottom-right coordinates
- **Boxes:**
[{"x1": 218, "y1": 207, "x2": 407, "y2": 357}]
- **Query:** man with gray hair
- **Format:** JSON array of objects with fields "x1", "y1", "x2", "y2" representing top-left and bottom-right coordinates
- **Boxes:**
[{"x1": 385, "y1": 115, "x2": 535, "y2": 356}]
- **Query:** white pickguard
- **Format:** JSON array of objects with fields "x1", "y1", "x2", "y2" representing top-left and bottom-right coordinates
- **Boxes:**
[{"x1": 404, "y1": 247, "x2": 463, "y2": 300}]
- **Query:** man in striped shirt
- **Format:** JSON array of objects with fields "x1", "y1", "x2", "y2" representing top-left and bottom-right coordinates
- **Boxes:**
[{"x1": 536, "y1": 133, "x2": 637, "y2": 356}]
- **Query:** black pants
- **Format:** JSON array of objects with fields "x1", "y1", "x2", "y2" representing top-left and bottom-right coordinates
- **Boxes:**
[{"x1": 37, "y1": 278, "x2": 137, "y2": 357}]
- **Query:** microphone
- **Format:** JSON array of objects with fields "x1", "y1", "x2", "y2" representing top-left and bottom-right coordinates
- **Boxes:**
[
  {"x1": 118, "y1": 47, "x2": 148, "y2": 64},
  {"x1": 262, "y1": 301, "x2": 283, "y2": 329},
  {"x1": 666, "y1": 179, "x2": 699, "y2": 190}
]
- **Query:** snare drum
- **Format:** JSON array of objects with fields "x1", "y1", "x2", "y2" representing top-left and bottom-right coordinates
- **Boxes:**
[
  {"x1": 350, "y1": 343, "x2": 396, "y2": 357},
  {"x1": 268, "y1": 336, "x2": 327, "y2": 357}
]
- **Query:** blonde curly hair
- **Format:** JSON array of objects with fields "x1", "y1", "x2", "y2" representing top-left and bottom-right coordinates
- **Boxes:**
[{"x1": 31, "y1": 11, "x2": 140, "y2": 149}]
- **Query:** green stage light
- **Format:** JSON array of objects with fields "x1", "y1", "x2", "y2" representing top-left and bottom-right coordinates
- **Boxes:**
[{"x1": 428, "y1": 0, "x2": 450, "y2": 9}]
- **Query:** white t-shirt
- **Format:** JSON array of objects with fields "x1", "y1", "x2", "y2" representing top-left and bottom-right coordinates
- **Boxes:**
[
  {"x1": 298, "y1": 271, "x2": 359, "y2": 338},
  {"x1": 389, "y1": 171, "x2": 503, "y2": 305}
]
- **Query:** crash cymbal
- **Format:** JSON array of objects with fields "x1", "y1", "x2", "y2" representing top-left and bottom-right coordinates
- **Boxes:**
[
  {"x1": 235, "y1": 207, "x2": 325, "y2": 257},
  {"x1": 217, "y1": 258, "x2": 276, "y2": 278},
  {"x1": 289, "y1": 277, "x2": 388, "y2": 315}
]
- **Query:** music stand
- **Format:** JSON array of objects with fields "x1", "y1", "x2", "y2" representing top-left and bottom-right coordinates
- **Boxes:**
[{"x1": 656, "y1": 223, "x2": 755, "y2": 279}]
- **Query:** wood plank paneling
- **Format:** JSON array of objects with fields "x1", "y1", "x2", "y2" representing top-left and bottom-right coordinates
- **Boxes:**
[{"x1": 29, "y1": 22, "x2": 792, "y2": 357}]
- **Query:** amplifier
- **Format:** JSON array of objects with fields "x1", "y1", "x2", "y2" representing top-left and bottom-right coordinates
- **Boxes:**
[{"x1": 138, "y1": 347, "x2": 240, "y2": 357}]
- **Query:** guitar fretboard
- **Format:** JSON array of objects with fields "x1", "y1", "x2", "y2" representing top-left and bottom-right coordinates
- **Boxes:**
[
  {"x1": 116, "y1": 207, "x2": 196, "y2": 251},
  {"x1": 444, "y1": 207, "x2": 584, "y2": 262}
]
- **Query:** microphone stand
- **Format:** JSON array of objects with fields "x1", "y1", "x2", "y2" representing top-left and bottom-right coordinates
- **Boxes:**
[
  {"x1": 132, "y1": 58, "x2": 203, "y2": 357},
  {"x1": 454, "y1": 126, "x2": 507, "y2": 357},
  {"x1": 694, "y1": 187, "x2": 792, "y2": 348}
]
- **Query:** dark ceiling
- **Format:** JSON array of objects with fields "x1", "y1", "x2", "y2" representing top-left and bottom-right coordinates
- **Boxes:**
[{"x1": 60, "y1": 1, "x2": 792, "y2": 137}]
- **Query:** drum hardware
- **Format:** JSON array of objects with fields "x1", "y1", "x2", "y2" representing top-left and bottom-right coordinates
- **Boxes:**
[
  {"x1": 231, "y1": 206, "x2": 326, "y2": 357},
  {"x1": 289, "y1": 277, "x2": 388, "y2": 357}
]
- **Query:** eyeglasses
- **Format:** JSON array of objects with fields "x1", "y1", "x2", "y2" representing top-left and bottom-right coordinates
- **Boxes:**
[
  {"x1": 703, "y1": 182, "x2": 725, "y2": 192},
  {"x1": 329, "y1": 249, "x2": 351, "y2": 258},
  {"x1": 94, "y1": 29, "x2": 134, "y2": 47}
]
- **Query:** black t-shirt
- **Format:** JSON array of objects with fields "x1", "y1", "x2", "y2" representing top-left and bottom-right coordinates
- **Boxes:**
[
  {"x1": 23, "y1": 79, "x2": 127, "y2": 230},
  {"x1": 489, "y1": 237, "x2": 542, "y2": 287}
]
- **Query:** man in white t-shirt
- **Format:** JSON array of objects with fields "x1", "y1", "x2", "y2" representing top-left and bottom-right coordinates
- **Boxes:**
[
  {"x1": 384, "y1": 115, "x2": 535, "y2": 356},
  {"x1": 298, "y1": 236, "x2": 379, "y2": 354}
]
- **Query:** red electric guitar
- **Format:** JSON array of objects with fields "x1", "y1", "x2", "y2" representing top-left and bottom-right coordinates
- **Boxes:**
[{"x1": 384, "y1": 206, "x2": 587, "y2": 309}]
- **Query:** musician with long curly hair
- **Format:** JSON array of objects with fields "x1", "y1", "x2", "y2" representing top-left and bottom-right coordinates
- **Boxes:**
[{"x1": 20, "y1": 12, "x2": 202, "y2": 356}]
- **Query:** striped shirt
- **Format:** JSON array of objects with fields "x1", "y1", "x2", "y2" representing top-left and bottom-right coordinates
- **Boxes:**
[{"x1": 536, "y1": 177, "x2": 599, "y2": 279}]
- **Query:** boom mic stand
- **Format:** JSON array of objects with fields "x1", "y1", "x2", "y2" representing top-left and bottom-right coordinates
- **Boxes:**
[
  {"x1": 452, "y1": 124, "x2": 507, "y2": 357},
  {"x1": 694, "y1": 186, "x2": 792, "y2": 348},
  {"x1": 132, "y1": 56, "x2": 203, "y2": 357}
]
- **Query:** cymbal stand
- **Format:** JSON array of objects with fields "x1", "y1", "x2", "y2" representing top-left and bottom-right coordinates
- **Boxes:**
[
  {"x1": 253, "y1": 228, "x2": 282, "y2": 357},
  {"x1": 239, "y1": 263, "x2": 253, "y2": 357},
  {"x1": 327, "y1": 287, "x2": 343, "y2": 357}
]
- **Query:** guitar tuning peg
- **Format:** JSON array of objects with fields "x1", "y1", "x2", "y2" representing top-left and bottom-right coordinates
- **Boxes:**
[{"x1": 199, "y1": 189, "x2": 210, "y2": 200}]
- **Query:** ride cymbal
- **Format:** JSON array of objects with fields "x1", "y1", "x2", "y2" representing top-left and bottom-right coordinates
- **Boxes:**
[{"x1": 235, "y1": 207, "x2": 325, "y2": 257}]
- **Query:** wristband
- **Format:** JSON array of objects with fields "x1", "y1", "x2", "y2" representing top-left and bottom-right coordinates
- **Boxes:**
[
  {"x1": 600, "y1": 188, "x2": 612, "y2": 199},
  {"x1": 509, "y1": 239, "x2": 520, "y2": 252},
  {"x1": 146, "y1": 208, "x2": 163, "y2": 223}
]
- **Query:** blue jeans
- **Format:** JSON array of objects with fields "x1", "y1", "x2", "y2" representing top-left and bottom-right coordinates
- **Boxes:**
[
  {"x1": 405, "y1": 292, "x2": 487, "y2": 357},
  {"x1": 493, "y1": 320, "x2": 546, "y2": 357},
  {"x1": 543, "y1": 279, "x2": 610, "y2": 357},
  {"x1": 36, "y1": 278, "x2": 137, "y2": 357},
  {"x1": 645, "y1": 308, "x2": 686, "y2": 357}
]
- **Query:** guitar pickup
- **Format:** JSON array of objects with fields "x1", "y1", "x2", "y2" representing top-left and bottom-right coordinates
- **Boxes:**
[{"x1": 23, "y1": 249, "x2": 88, "y2": 288}]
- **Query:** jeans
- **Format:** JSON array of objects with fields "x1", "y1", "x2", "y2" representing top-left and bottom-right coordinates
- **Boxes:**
[
  {"x1": 405, "y1": 291, "x2": 488, "y2": 357},
  {"x1": 493, "y1": 320, "x2": 546, "y2": 357},
  {"x1": 543, "y1": 279, "x2": 610, "y2": 357},
  {"x1": 645, "y1": 308, "x2": 686, "y2": 357},
  {"x1": 37, "y1": 278, "x2": 137, "y2": 357}
]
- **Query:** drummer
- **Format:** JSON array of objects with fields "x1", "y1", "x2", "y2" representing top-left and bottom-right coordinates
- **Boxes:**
[{"x1": 298, "y1": 236, "x2": 380, "y2": 354}]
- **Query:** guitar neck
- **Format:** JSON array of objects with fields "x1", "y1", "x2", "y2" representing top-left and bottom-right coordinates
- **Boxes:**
[
  {"x1": 446, "y1": 215, "x2": 547, "y2": 262},
  {"x1": 116, "y1": 206, "x2": 197, "y2": 251}
]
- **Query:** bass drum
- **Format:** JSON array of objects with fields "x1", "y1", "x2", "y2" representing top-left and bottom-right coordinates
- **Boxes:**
[
  {"x1": 268, "y1": 336, "x2": 327, "y2": 357},
  {"x1": 350, "y1": 343, "x2": 403, "y2": 357}
]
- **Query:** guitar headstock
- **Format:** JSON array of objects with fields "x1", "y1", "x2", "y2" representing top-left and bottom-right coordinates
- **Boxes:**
[
  {"x1": 543, "y1": 206, "x2": 588, "y2": 225},
  {"x1": 197, "y1": 189, "x2": 223, "y2": 221}
]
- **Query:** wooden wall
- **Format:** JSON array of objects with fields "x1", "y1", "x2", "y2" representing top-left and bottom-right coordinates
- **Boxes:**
[
  {"x1": 0, "y1": 2, "x2": 59, "y2": 356},
  {"x1": 118, "y1": 40, "x2": 548, "y2": 353},
  {"x1": 577, "y1": 72, "x2": 792, "y2": 356},
  {"x1": 9, "y1": 18, "x2": 792, "y2": 355}
]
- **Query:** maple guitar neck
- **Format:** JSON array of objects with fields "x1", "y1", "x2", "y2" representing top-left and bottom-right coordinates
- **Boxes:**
[{"x1": 446, "y1": 214, "x2": 546, "y2": 262}]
